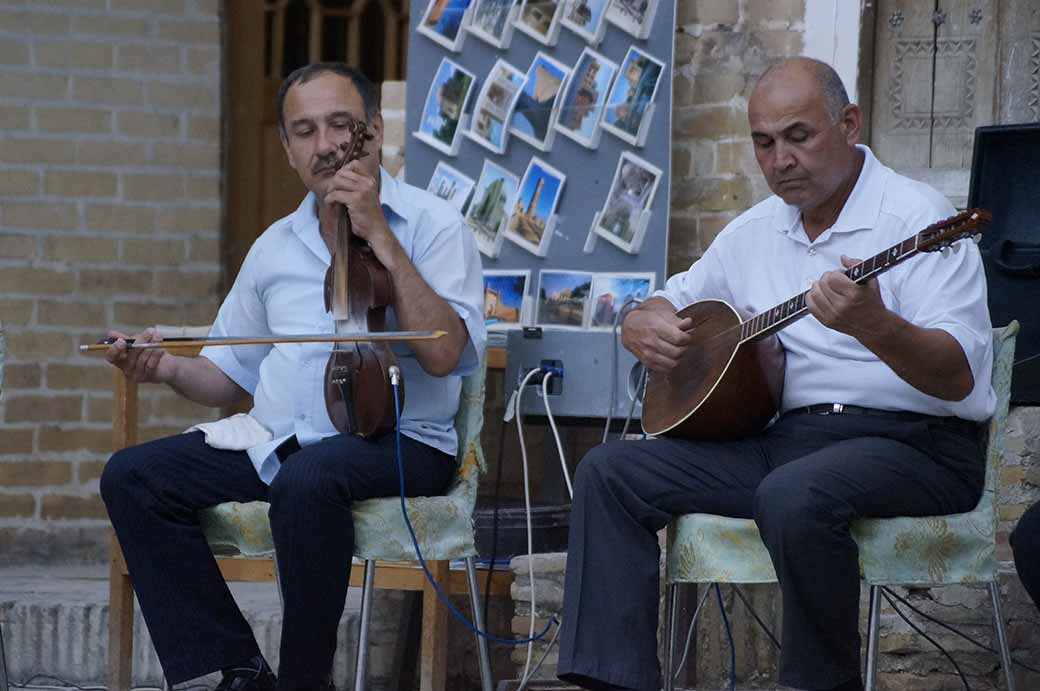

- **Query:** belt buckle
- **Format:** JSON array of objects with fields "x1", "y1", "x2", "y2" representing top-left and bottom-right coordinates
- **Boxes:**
[{"x1": 831, "y1": 403, "x2": 844, "y2": 415}]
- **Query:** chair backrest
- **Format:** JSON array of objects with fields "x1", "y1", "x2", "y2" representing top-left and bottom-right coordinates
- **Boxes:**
[
  {"x1": 444, "y1": 348, "x2": 489, "y2": 501},
  {"x1": 979, "y1": 321, "x2": 1020, "y2": 530}
]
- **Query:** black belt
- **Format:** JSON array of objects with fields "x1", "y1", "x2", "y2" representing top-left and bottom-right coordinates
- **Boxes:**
[
  {"x1": 790, "y1": 403, "x2": 979, "y2": 433},
  {"x1": 275, "y1": 436, "x2": 301, "y2": 463}
]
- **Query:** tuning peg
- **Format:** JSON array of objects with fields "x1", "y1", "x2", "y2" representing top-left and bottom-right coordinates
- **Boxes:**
[
  {"x1": 940, "y1": 246, "x2": 951, "y2": 258},
  {"x1": 972, "y1": 233, "x2": 982, "y2": 244},
  {"x1": 953, "y1": 242, "x2": 963, "y2": 254}
]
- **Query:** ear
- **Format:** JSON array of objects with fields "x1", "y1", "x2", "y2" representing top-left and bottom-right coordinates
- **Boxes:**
[
  {"x1": 367, "y1": 113, "x2": 384, "y2": 155},
  {"x1": 840, "y1": 103, "x2": 863, "y2": 145},
  {"x1": 280, "y1": 130, "x2": 298, "y2": 172}
]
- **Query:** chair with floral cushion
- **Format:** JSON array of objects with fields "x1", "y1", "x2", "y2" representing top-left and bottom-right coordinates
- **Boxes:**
[
  {"x1": 107, "y1": 338, "x2": 502, "y2": 691},
  {"x1": 662, "y1": 322, "x2": 1020, "y2": 691}
]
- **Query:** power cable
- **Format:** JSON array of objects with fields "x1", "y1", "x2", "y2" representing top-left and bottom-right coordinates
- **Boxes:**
[{"x1": 880, "y1": 588, "x2": 971, "y2": 690}]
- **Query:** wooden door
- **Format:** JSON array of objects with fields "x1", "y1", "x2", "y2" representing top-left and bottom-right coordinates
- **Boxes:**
[
  {"x1": 869, "y1": 0, "x2": 998, "y2": 205},
  {"x1": 869, "y1": 1, "x2": 1040, "y2": 208},
  {"x1": 224, "y1": 0, "x2": 410, "y2": 290}
]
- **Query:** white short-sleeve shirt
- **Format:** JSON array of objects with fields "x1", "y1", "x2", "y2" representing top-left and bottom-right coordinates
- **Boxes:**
[
  {"x1": 656, "y1": 145, "x2": 995, "y2": 421},
  {"x1": 202, "y1": 168, "x2": 487, "y2": 484}
]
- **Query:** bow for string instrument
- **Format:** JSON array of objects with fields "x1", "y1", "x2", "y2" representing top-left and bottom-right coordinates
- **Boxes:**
[
  {"x1": 322, "y1": 120, "x2": 401, "y2": 438},
  {"x1": 82, "y1": 120, "x2": 421, "y2": 438},
  {"x1": 640, "y1": 209, "x2": 991, "y2": 441}
]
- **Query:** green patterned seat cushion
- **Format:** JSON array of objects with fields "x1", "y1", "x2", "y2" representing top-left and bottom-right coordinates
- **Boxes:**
[
  {"x1": 199, "y1": 354, "x2": 487, "y2": 561},
  {"x1": 667, "y1": 323, "x2": 1018, "y2": 587}
]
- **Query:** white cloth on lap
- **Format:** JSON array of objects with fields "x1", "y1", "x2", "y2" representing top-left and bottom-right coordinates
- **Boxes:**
[{"x1": 185, "y1": 413, "x2": 272, "y2": 451}]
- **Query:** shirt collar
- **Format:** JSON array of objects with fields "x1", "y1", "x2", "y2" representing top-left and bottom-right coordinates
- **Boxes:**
[
  {"x1": 773, "y1": 144, "x2": 883, "y2": 238},
  {"x1": 288, "y1": 166, "x2": 409, "y2": 248}
]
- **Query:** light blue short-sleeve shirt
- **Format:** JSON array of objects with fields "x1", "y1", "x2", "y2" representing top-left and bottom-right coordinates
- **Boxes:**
[{"x1": 202, "y1": 168, "x2": 486, "y2": 484}]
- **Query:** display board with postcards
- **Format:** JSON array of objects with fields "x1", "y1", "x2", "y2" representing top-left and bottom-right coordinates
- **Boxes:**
[{"x1": 406, "y1": 0, "x2": 675, "y2": 337}]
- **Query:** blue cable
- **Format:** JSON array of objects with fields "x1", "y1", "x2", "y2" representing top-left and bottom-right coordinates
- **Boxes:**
[
  {"x1": 391, "y1": 380, "x2": 557, "y2": 645},
  {"x1": 715, "y1": 583, "x2": 736, "y2": 691}
]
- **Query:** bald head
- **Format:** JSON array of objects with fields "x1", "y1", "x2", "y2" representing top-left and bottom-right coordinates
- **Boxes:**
[{"x1": 755, "y1": 57, "x2": 850, "y2": 123}]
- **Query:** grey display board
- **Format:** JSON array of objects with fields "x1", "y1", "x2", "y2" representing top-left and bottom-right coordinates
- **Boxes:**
[{"x1": 404, "y1": 0, "x2": 675, "y2": 305}]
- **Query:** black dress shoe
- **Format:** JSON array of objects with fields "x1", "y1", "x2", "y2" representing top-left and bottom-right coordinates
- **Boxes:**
[{"x1": 214, "y1": 657, "x2": 277, "y2": 691}]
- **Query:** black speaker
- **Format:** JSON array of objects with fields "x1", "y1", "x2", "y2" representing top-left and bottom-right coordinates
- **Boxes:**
[{"x1": 968, "y1": 123, "x2": 1040, "y2": 403}]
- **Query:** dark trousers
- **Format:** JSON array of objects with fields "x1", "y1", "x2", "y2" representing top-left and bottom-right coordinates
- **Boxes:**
[
  {"x1": 1010, "y1": 500, "x2": 1040, "y2": 612},
  {"x1": 100, "y1": 430, "x2": 455, "y2": 689},
  {"x1": 557, "y1": 411, "x2": 984, "y2": 691}
]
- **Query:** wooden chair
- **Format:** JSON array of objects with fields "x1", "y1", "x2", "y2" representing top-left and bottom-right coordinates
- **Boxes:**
[
  {"x1": 663, "y1": 323, "x2": 1020, "y2": 691},
  {"x1": 107, "y1": 338, "x2": 509, "y2": 691}
]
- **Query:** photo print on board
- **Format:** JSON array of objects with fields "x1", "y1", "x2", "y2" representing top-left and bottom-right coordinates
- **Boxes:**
[
  {"x1": 601, "y1": 45, "x2": 664, "y2": 146},
  {"x1": 427, "y1": 161, "x2": 476, "y2": 213},
  {"x1": 593, "y1": 151, "x2": 662, "y2": 254},
  {"x1": 483, "y1": 269, "x2": 530, "y2": 329},
  {"x1": 537, "y1": 269, "x2": 593, "y2": 329},
  {"x1": 510, "y1": 52, "x2": 571, "y2": 151},
  {"x1": 559, "y1": 0, "x2": 611, "y2": 44},
  {"x1": 515, "y1": 0, "x2": 565, "y2": 46},
  {"x1": 587, "y1": 272, "x2": 655, "y2": 329},
  {"x1": 505, "y1": 156, "x2": 566, "y2": 257},
  {"x1": 467, "y1": 59, "x2": 525, "y2": 154},
  {"x1": 465, "y1": 159, "x2": 520, "y2": 258},
  {"x1": 414, "y1": 57, "x2": 477, "y2": 156},
  {"x1": 468, "y1": 0, "x2": 520, "y2": 48},
  {"x1": 554, "y1": 46, "x2": 618, "y2": 149},
  {"x1": 417, "y1": 0, "x2": 474, "y2": 51}
]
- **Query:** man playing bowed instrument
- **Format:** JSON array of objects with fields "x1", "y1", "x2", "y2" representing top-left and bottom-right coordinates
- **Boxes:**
[{"x1": 100, "y1": 63, "x2": 485, "y2": 691}]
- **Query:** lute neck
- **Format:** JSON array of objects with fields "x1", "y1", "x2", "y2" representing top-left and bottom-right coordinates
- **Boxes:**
[{"x1": 739, "y1": 234, "x2": 922, "y2": 344}]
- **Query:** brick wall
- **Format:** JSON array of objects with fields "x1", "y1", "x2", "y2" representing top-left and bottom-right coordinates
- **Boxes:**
[{"x1": 0, "y1": 0, "x2": 223, "y2": 563}]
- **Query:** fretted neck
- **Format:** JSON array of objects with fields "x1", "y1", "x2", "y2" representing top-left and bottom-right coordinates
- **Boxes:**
[{"x1": 738, "y1": 234, "x2": 921, "y2": 343}]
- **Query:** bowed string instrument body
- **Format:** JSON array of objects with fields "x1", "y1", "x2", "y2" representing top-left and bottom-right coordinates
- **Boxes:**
[{"x1": 322, "y1": 119, "x2": 402, "y2": 437}]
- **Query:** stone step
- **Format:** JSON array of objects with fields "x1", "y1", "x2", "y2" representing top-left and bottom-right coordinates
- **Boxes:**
[{"x1": 0, "y1": 566, "x2": 401, "y2": 688}]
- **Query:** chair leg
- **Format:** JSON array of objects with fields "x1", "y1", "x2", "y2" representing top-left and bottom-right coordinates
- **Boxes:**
[
  {"x1": 420, "y1": 560, "x2": 450, "y2": 691},
  {"x1": 353, "y1": 560, "x2": 376, "y2": 691},
  {"x1": 664, "y1": 583, "x2": 679, "y2": 691},
  {"x1": 989, "y1": 581, "x2": 1017, "y2": 691},
  {"x1": 864, "y1": 585, "x2": 881, "y2": 691},
  {"x1": 108, "y1": 536, "x2": 134, "y2": 691},
  {"x1": 464, "y1": 557, "x2": 494, "y2": 691}
]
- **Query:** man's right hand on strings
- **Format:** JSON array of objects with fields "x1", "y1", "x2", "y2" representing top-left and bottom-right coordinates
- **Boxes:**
[{"x1": 621, "y1": 298, "x2": 694, "y2": 372}]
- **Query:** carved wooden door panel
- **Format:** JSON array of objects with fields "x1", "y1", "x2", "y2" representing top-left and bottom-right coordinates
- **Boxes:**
[
  {"x1": 225, "y1": 0, "x2": 409, "y2": 289},
  {"x1": 996, "y1": 0, "x2": 1040, "y2": 124},
  {"x1": 870, "y1": 0, "x2": 998, "y2": 204},
  {"x1": 870, "y1": 1, "x2": 1040, "y2": 207}
]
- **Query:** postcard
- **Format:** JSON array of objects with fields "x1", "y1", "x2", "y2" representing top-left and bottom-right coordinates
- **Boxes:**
[
  {"x1": 504, "y1": 156, "x2": 566, "y2": 257},
  {"x1": 510, "y1": 52, "x2": 571, "y2": 151},
  {"x1": 601, "y1": 45, "x2": 665, "y2": 145},
  {"x1": 554, "y1": 46, "x2": 618, "y2": 148},
  {"x1": 483, "y1": 270, "x2": 530, "y2": 329},
  {"x1": 467, "y1": 59, "x2": 526, "y2": 154},
  {"x1": 604, "y1": 0, "x2": 659, "y2": 39},
  {"x1": 465, "y1": 159, "x2": 520, "y2": 257},
  {"x1": 414, "y1": 58, "x2": 477, "y2": 156},
  {"x1": 587, "y1": 273, "x2": 655, "y2": 329},
  {"x1": 417, "y1": 0, "x2": 474, "y2": 51},
  {"x1": 468, "y1": 0, "x2": 519, "y2": 48},
  {"x1": 593, "y1": 151, "x2": 662, "y2": 253},
  {"x1": 537, "y1": 270, "x2": 593, "y2": 329},
  {"x1": 559, "y1": 0, "x2": 610, "y2": 43},
  {"x1": 427, "y1": 161, "x2": 476, "y2": 213},
  {"x1": 515, "y1": 0, "x2": 565, "y2": 46}
]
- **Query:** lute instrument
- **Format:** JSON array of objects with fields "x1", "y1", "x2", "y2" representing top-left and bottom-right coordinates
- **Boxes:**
[{"x1": 640, "y1": 209, "x2": 991, "y2": 440}]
